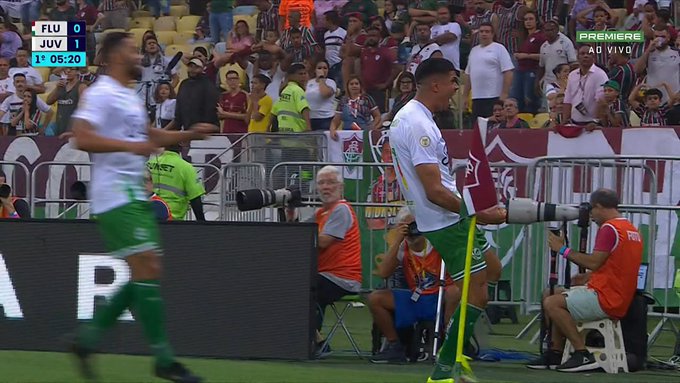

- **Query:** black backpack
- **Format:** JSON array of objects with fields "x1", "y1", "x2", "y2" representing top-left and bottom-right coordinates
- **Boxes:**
[{"x1": 619, "y1": 292, "x2": 653, "y2": 372}]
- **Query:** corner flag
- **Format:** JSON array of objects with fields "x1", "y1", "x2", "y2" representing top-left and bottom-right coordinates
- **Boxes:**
[{"x1": 462, "y1": 122, "x2": 497, "y2": 215}]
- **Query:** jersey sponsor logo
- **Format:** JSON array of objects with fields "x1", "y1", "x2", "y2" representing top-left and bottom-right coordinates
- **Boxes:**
[{"x1": 148, "y1": 162, "x2": 175, "y2": 172}]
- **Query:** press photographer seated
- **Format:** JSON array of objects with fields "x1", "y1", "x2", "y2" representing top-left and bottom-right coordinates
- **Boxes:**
[
  {"x1": 368, "y1": 207, "x2": 456, "y2": 364},
  {"x1": 0, "y1": 170, "x2": 29, "y2": 218},
  {"x1": 527, "y1": 188, "x2": 642, "y2": 372}
]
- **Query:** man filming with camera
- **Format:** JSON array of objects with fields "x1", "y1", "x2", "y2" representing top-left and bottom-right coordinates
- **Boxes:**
[
  {"x1": 527, "y1": 188, "x2": 642, "y2": 372},
  {"x1": 285, "y1": 165, "x2": 362, "y2": 358}
]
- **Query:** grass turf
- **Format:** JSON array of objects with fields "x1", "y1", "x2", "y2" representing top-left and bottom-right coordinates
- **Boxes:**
[{"x1": 0, "y1": 308, "x2": 678, "y2": 383}]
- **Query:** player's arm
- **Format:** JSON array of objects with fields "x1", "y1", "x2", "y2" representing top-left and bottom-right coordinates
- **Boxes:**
[
  {"x1": 147, "y1": 123, "x2": 215, "y2": 147},
  {"x1": 72, "y1": 118, "x2": 150, "y2": 153},
  {"x1": 415, "y1": 164, "x2": 463, "y2": 213}
]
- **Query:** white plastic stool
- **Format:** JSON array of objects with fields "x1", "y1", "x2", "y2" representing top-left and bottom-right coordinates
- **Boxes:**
[{"x1": 562, "y1": 318, "x2": 628, "y2": 374}]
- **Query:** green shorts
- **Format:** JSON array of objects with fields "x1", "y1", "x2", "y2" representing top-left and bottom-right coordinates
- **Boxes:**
[
  {"x1": 423, "y1": 219, "x2": 488, "y2": 281},
  {"x1": 96, "y1": 200, "x2": 161, "y2": 258}
]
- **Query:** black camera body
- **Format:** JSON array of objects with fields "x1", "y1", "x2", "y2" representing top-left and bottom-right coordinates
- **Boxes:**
[
  {"x1": 407, "y1": 222, "x2": 421, "y2": 237},
  {"x1": 577, "y1": 202, "x2": 592, "y2": 228},
  {"x1": 0, "y1": 183, "x2": 11, "y2": 199}
]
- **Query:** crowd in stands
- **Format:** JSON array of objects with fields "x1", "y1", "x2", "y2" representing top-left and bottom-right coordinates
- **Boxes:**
[{"x1": 0, "y1": 0, "x2": 677, "y2": 138}]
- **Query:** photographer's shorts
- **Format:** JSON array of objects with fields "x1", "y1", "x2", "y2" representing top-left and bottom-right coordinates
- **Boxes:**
[
  {"x1": 96, "y1": 200, "x2": 161, "y2": 258},
  {"x1": 423, "y1": 218, "x2": 488, "y2": 281},
  {"x1": 392, "y1": 289, "x2": 438, "y2": 329},
  {"x1": 563, "y1": 287, "x2": 609, "y2": 322}
]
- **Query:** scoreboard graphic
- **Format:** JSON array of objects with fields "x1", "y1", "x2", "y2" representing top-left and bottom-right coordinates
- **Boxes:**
[{"x1": 31, "y1": 21, "x2": 87, "y2": 67}]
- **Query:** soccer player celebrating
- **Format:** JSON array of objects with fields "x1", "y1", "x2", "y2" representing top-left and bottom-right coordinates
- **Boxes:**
[
  {"x1": 389, "y1": 57, "x2": 506, "y2": 383},
  {"x1": 69, "y1": 32, "x2": 214, "y2": 383}
]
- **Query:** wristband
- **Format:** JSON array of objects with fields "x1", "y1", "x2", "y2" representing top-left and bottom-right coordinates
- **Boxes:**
[
  {"x1": 558, "y1": 245, "x2": 567, "y2": 254},
  {"x1": 9, "y1": 211, "x2": 19, "y2": 218},
  {"x1": 562, "y1": 248, "x2": 572, "y2": 259}
]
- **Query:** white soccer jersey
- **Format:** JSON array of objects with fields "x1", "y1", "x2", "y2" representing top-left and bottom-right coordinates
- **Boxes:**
[
  {"x1": 71, "y1": 75, "x2": 150, "y2": 214},
  {"x1": 389, "y1": 99, "x2": 460, "y2": 232}
]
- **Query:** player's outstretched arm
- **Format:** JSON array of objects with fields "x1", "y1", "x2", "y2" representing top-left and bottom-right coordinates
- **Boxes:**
[
  {"x1": 415, "y1": 163, "x2": 462, "y2": 213},
  {"x1": 72, "y1": 118, "x2": 156, "y2": 155},
  {"x1": 147, "y1": 123, "x2": 217, "y2": 147}
]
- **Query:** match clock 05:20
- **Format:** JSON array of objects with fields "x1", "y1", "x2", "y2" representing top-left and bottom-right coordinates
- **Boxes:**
[{"x1": 32, "y1": 52, "x2": 87, "y2": 68}]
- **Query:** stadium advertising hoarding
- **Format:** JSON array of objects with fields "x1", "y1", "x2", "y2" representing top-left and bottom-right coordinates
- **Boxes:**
[{"x1": 0, "y1": 220, "x2": 317, "y2": 360}]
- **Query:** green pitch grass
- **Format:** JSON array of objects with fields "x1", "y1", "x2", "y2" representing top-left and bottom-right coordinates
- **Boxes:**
[{"x1": 1, "y1": 309, "x2": 678, "y2": 383}]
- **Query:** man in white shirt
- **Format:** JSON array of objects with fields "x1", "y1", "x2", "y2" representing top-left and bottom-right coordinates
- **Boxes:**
[
  {"x1": 138, "y1": 37, "x2": 180, "y2": 108},
  {"x1": 406, "y1": 22, "x2": 443, "y2": 75},
  {"x1": 389, "y1": 57, "x2": 506, "y2": 383},
  {"x1": 323, "y1": 10, "x2": 347, "y2": 85},
  {"x1": 634, "y1": 24, "x2": 680, "y2": 103},
  {"x1": 9, "y1": 49, "x2": 45, "y2": 94},
  {"x1": 0, "y1": 73, "x2": 51, "y2": 136},
  {"x1": 538, "y1": 20, "x2": 577, "y2": 93},
  {"x1": 563, "y1": 44, "x2": 609, "y2": 124},
  {"x1": 430, "y1": 5, "x2": 461, "y2": 72},
  {"x1": 0, "y1": 58, "x2": 15, "y2": 104},
  {"x1": 463, "y1": 22, "x2": 514, "y2": 120}
]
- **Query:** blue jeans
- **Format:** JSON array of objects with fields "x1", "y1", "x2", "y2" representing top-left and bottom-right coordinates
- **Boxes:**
[
  {"x1": 147, "y1": 0, "x2": 171, "y2": 17},
  {"x1": 209, "y1": 11, "x2": 233, "y2": 43},
  {"x1": 21, "y1": 0, "x2": 41, "y2": 26},
  {"x1": 510, "y1": 69, "x2": 541, "y2": 114}
]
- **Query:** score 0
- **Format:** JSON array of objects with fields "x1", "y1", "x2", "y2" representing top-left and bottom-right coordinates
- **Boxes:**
[{"x1": 68, "y1": 21, "x2": 86, "y2": 52}]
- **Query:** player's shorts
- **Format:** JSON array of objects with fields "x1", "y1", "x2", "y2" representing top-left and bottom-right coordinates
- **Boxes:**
[
  {"x1": 475, "y1": 228, "x2": 492, "y2": 254},
  {"x1": 392, "y1": 289, "x2": 439, "y2": 329},
  {"x1": 96, "y1": 200, "x2": 161, "y2": 258},
  {"x1": 563, "y1": 287, "x2": 609, "y2": 322},
  {"x1": 423, "y1": 218, "x2": 487, "y2": 281}
]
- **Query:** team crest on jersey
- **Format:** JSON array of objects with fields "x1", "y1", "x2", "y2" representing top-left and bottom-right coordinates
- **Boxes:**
[
  {"x1": 472, "y1": 247, "x2": 483, "y2": 261},
  {"x1": 420, "y1": 136, "x2": 431, "y2": 147}
]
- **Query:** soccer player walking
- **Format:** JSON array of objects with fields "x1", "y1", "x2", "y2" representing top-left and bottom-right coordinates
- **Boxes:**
[
  {"x1": 389, "y1": 58, "x2": 506, "y2": 383},
  {"x1": 69, "y1": 32, "x2": 213, "y2": 383}
]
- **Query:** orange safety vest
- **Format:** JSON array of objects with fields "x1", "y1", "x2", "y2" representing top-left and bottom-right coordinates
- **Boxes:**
[
  {"x1": 0, "y1": 197, "x2": 19, "y2": 218},
  {"x1": 587, "y1": 218, "x2": 643, "y2": 319},
  {"x1": 150, "y1": 194, "x2": 173, "y2": 221},
  {"x1": 316, "y1": 200, "x2": 362, "y2": 283},
  {"x1": 402, "y1": 242, "x2": 453, "y2": 295}
]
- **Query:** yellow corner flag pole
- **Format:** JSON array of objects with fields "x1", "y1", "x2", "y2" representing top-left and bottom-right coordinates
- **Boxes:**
[{"x1": 454, "y1": 215, "x2": 477, "y2": 376}]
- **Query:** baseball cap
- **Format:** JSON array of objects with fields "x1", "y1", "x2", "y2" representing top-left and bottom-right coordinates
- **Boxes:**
[
  {"x1": 188, "y1": 58, "x2": 204, "y2": 68},
  {"x1": 601, "y1": 80, "x2": 621, "y2": 92}
]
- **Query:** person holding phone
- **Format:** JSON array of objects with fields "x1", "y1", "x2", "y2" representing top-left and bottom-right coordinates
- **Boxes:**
[
  {"x1": 306, "y1": 59, "x2": 337, "y2": 131},
  {"x1": 635, "y1": 24, "x2": 680, "y2": 104}
]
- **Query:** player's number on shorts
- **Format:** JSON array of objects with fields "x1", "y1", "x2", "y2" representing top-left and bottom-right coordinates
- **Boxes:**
[{"x1": 73, "y1": 24, "x2": 81, "y2": 34}]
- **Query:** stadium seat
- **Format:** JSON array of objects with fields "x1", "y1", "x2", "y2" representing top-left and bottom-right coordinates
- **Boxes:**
[
  {"x1": 320, "y1": 295, "x2": 366, "y2": 358},
  {"x1": 155, "y1": 31, "x2": 178, "y2": 46},
  {"x1": 132, "y1": 10, "x2": 152, "y2": 18},
  {"x1": 36, "y1": 67, "x2": 51, "y2": 83},
  {"x1": 517, "y1": 113, "x2": 534, "y2": 122},
  {"x1": 173, "y1": 31, "x2": 195, "y2": 45},
  {"x1": 165, "y1": 44, "x2": 190, "y2": 57},
  {"x1": 530, "y1": 113, "x2": 550, "y2": 129},
  {"x1": 154, "y1": 16, "x2": 177, "y2": 32},
  {"x1": 219, "y1": 63, "x2": 247, "y2": 89},
  {"x1": 562, "y1": 318, "x2": 628, "y2": 373},
  {"x1": 129, "y1": 28, "x2": 148, "y2": 47},
  {"x1": 629, "y1": 110, "x2": 641, "y2": 126},
  {"x1": 170, "y1": 5, "x2": 189, "y2": 17},
  {"x1": 129, "y1": 17, "x2": 153, "y2": 30},
  {"x1": 176, "y1": 15, "x2": 201, "y2": 33}
]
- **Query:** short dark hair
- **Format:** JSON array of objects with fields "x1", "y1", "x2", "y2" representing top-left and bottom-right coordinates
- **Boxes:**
[
  {"x1": 653, "y1": 23, "x2": 669, "y2": 33},
  {"x1": 193, "y1": 46, "x2": 208, "y2": 57},
  {"x1": 544, "y1": 20, "x2": 559, "y2": 29},
  {"x1": 590, "y1": 188, "x2": 619, "y2": 209},
  {"x1": 324, "y1": 10, "x2": 340, "y2": 25},
  {"x1": 644, "y1": 88, "x2": 663, "y2": 99},
  {"x1": 415, "y1": 57, "x2": 455, "y2": 84},
  {"x1": 100, "y1": 31, "x2": 131, "y2": 64},
  {"x1": 479, "y1": 22, "x2": 494, "y2": 33},
  {"x1": 552, "y1": 63, "x2": 569, "y2": 75},
  {"x1": 287, "y1": 62, "x2": 306, "y2": 75},
  {"x1": 366, "y1": 25, "x2": 381, "y2": 33},
  {"x1": 225, "y1": 70, "x2": 240, "y2": 78},
  {"x1": 592, "y1": 6, "x2": 607, "y2": 15},
  {"x1": 12, "y1": 73, "x2": 26, "y2": 81},
  {"x1": 253, "y1": 73, "x2": 272, "y2": 86},
  {"x1": 289, "y1": 27, "x2": 302, "y2": 36}
]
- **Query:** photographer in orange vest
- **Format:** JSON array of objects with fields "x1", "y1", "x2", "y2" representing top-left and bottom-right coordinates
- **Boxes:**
[{"x1": 0, "y1": 170, "x2": 29, "y2": 218}]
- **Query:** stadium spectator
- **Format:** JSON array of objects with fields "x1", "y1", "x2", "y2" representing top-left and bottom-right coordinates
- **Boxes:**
[
  {"x1": 313, "y1": 0, "x2": 346, "y2": 32},
  {"x1": 217, "y1": 70, "x2": 250, "y2": 134},
  {"x1": 385, "y1": 71, "x2": 416, "y2": 122},
  {"x1": 383, "y1": 0, "x2": 409, "y2": 31},
  {"x1": 0, "y1": 73, "x2": 51, "y2": 136},
  {"x1": 405, "y1": 22, "x2": 443, "y2": 75},
  {"x1": 169, "y1": 58, "x2": 221, "y2": 131},
  {"x1": 279, "y1": 0, "x2": 314, "y2": 30},
  {"x1": 562, "y1": 44, "x2": 608, "y2": 124},
  {"x1": 282, "y1": 27, "x2": 316, "y2": 69},
  {"x1": 500, "y1": 98, "x2": 530, "y2": 128},
  {"x1": 341, "y1": 0, "x2": 378, "y2": 26},
  {"x1": 98, "y1": 0, "x2": 132, "y2": 30},
  {"x1": 256, "y1": 0, "x2": 279, "y2": 41},
  {"x1": 153, "y1": 81, "x2": 176, "y2": 130},
  {"x1": 271, "y1": 62, "x2": 312, "y2": 132},
  {"x1": 247, "y1": 74, "x2": 273, "y2": 132},
  {"x1": 306, "y1": 59, "x2": 337, "y2": 131},
  {"x1": 635, "y1": 24, "x2": 680, "y2": 103},
  {"x1": 535, "y1": 0, "x2": 560, "y2": 23},
  {"x1": 511, "y1": 9, "x2": 545, "y2": 114},
  {"x1": 249, "y1": 50, "x2": 286, "y2": 102},
  {"x1": 75, "y1": 0, "x2": 104, "y2": 62},
  {"x1": 607, "y1": 46, "x2": 637, "y2": 101},
  {"x1": 430, "y1": 4, "x2": 462, "y2": 72},
  {"x1": 224, "y1": 20, "x2": 256, "y2": 64},
  {"x1": 0, "y1": 170, "x2": 28, "y2": 218},
  {"x1": 0, "y1": 58, "x2": 14, "y2": 103},
  {"x1": 464, "y1": 22, "x2": 514, "y2": 119},
  {"x1": 0, "y1": 21, "x2": 23, "y2": 61},
  {"x1": 359, "y1": 26, "x2": 398, "y2": 113},
  {"x1": 286, "y1": 165, "x2": 362, "y2": 359},
  {"x1": 340, "y1": 13, "x2": 365, "y2": 86},
  {"x1": 527, "y1": 189, "x2": 642, "y2": 372},
  {"x1": 49, "y1": 0, "x2": 77, "y2": 21},
  {"x1": 368, "y1": 207, "x2": 455, "y2": 364},
  {"x1": 10, "y1": 49, "x2": 45, "y2": 94},
  {"x1": 466, "y1": 0, "x2": 498, "y2": 48},
  {"x1": 578, "y1": 5, "x2": 617, "y2": 69},
  {"x1": 487, "y1": 99, "x2": 507, "y2": 130},
  {"x1": 139, "y1": 37, "x2": 180, "y2": 107},
  {"x1": 494, "y1": 0, "x2": 528, "y2": 57},
  {"x1": 323, "y1": 10, "x2": 347, "y2": 85},
  {"x1": 46, "y1": 67, "x2": 87, "y2": 136},
  {"x1": 147, "y1": 146, "x2": 207, "y2": 221},
  {"x1": 209, "y1": 0, "x2": 235, "y2": 43},
  {"x1": 545, "y1": 63, "x2": 569, "y2": 104},
  {"x1": 330, "y1": 76, "x2": 381, "y2": 139},
  {"x1": 280, "y1": 10, "x2": 317, "y2": 51},
  {"x1": 596, "y1": 80, "x2": 630, "y2": 128},
  {"x1": 538, "y1": 20, "x2": 577, "y2": 96},
  {"x1": 628, "y1": 83, "x2": 673, "y2": 126}
]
